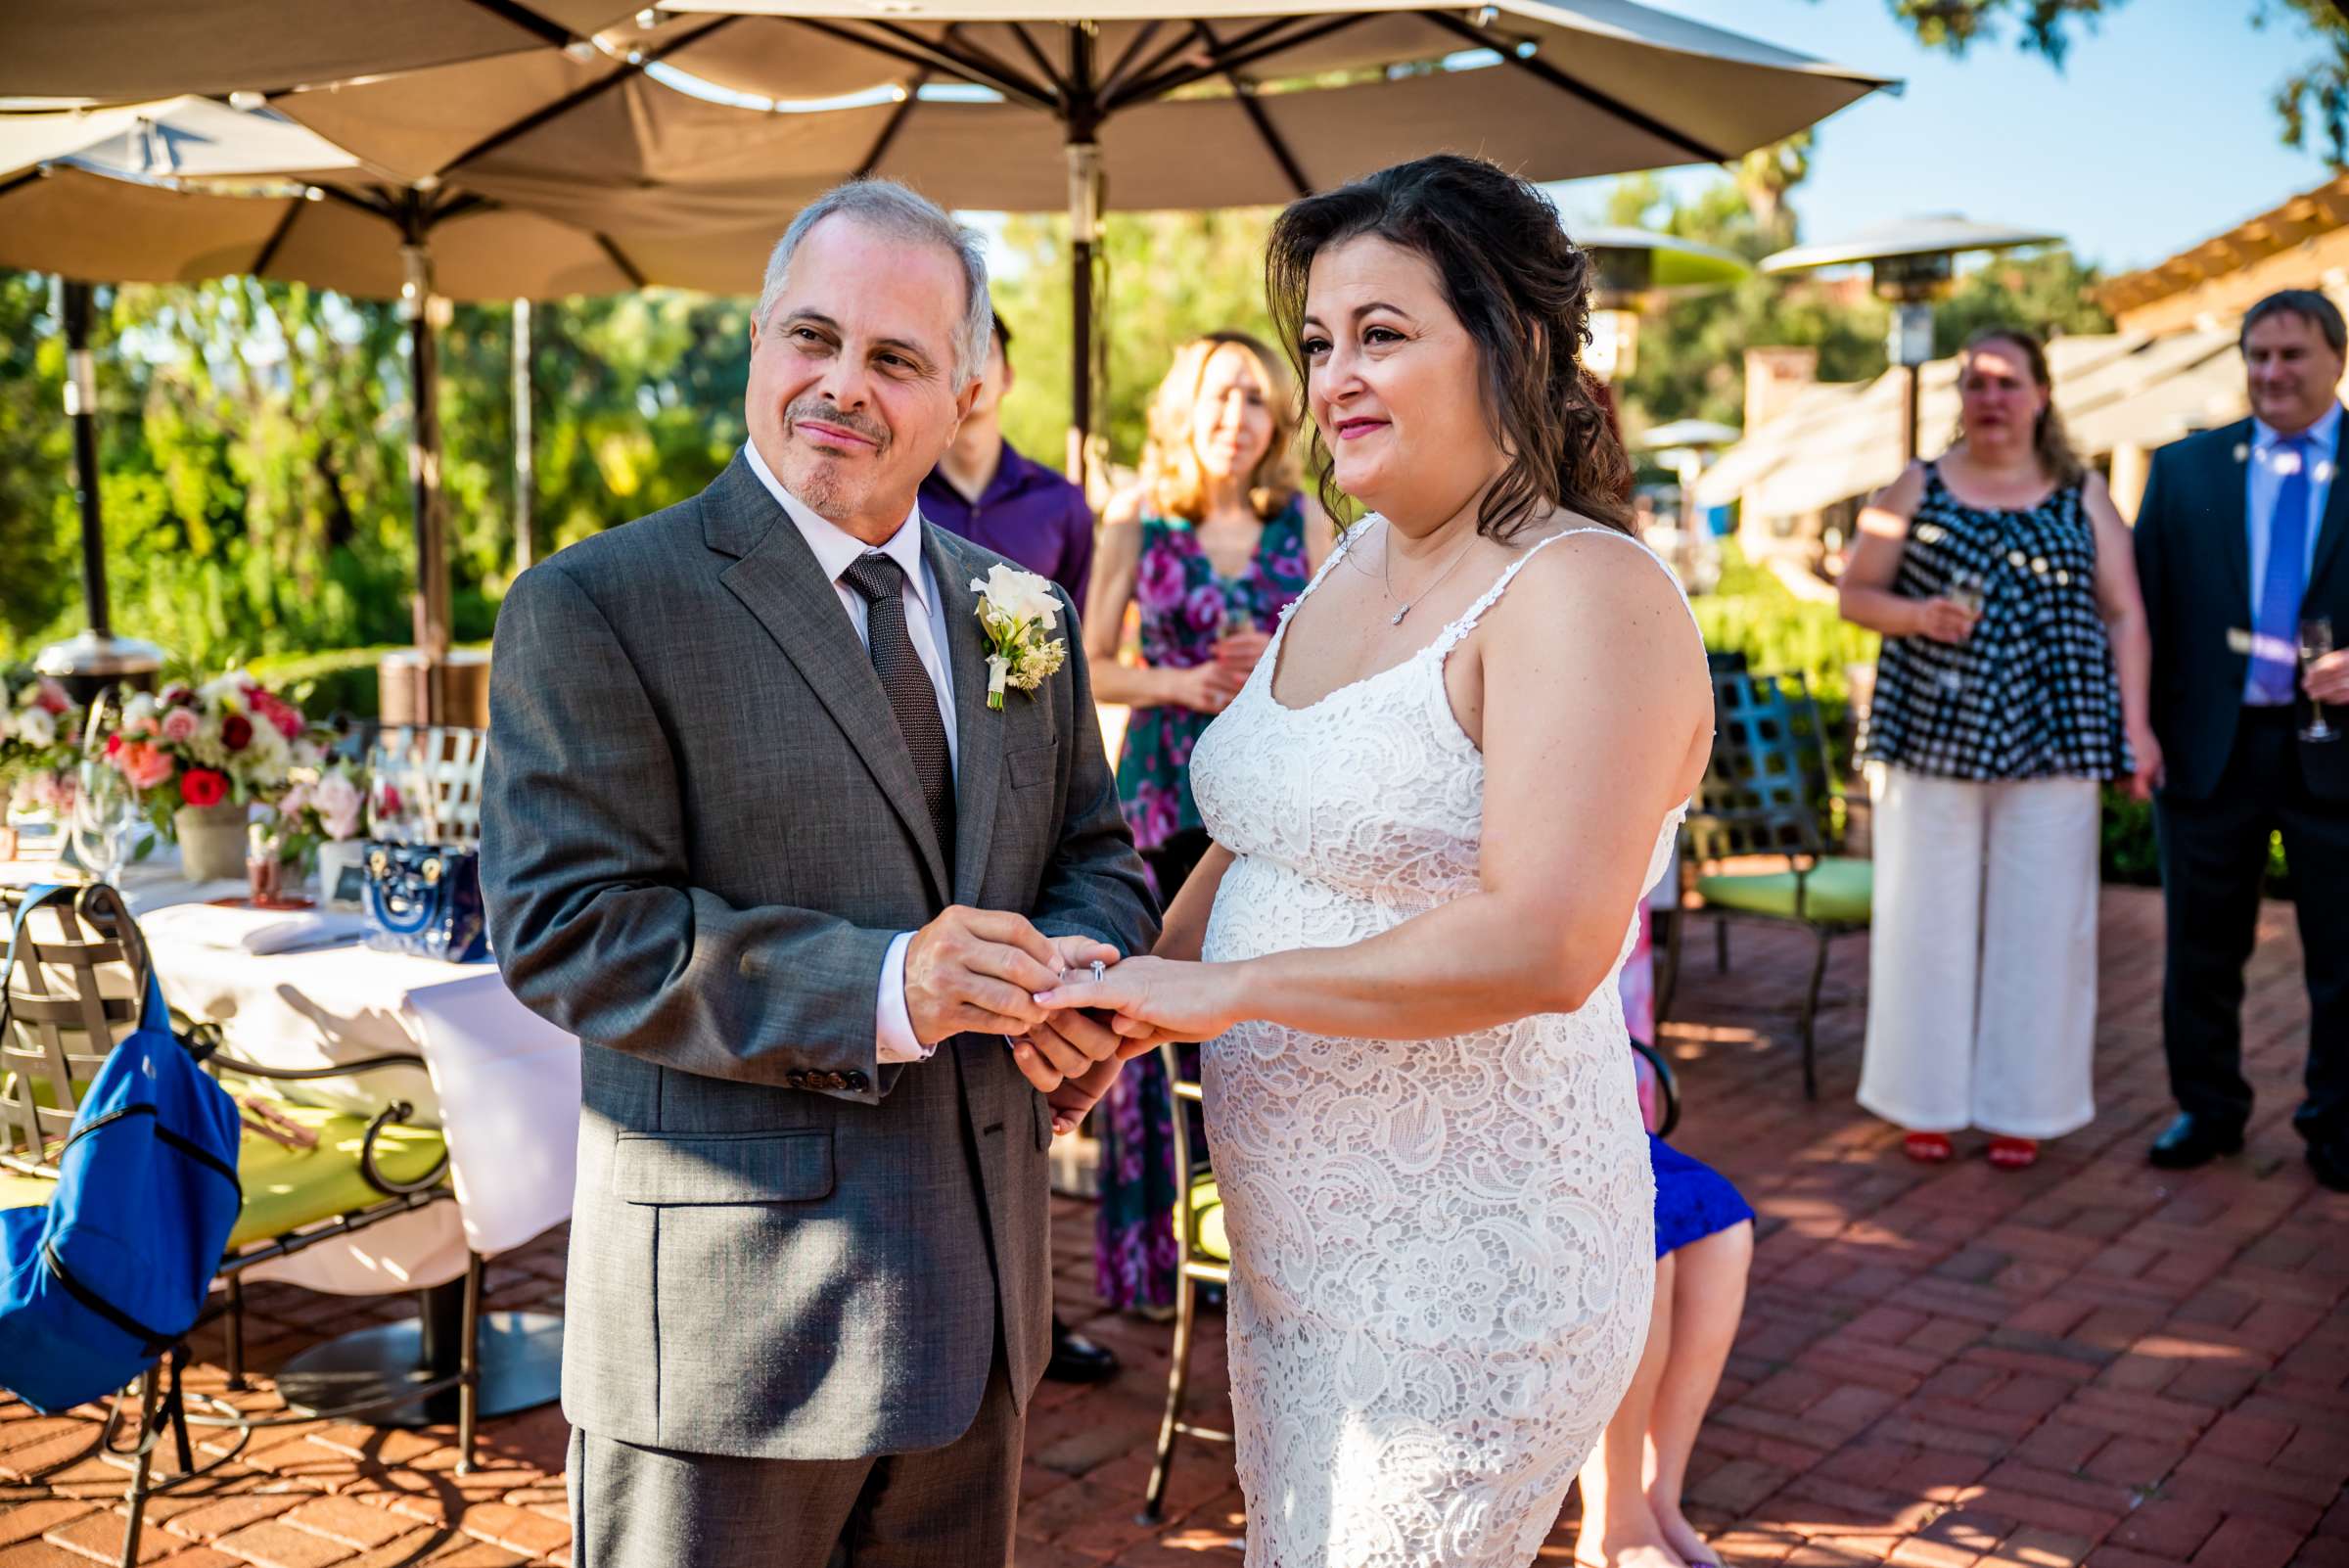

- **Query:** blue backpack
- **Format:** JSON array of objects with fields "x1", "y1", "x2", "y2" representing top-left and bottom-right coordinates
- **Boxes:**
[{"x1": 0, "y1": 885, "x2": 243, "y2": 1413}]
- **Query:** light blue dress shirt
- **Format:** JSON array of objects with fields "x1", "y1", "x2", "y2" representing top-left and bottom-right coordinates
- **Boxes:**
[{"x1": 2245, "y1": 399, "x2": 2342, "y2": 615}]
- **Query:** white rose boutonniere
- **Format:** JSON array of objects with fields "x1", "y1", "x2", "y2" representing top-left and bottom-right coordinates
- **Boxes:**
[{"x1": 970, "y1": 563, "x2": 1069, "y2": 711}]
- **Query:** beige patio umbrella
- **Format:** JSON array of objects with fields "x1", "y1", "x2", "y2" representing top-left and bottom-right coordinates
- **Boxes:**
[
  {"x1": 254, "y1": 0, "x2": 1893, "y2": 479},
  {"x1": 618, "y1": 0, "x2": 1896, "y2": 477},
  {"x1": 0, "y1": 97, "x2": 782, "y2": 716},
  {"x1": 1, "y1": 0, "x2": 641, "y2": 102}
]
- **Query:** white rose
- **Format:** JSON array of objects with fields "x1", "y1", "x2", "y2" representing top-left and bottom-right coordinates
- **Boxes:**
[
  {"x1": 122, "y1": 692, "x2": 159, "y2": 726},
  {"x1": 312, "y1": 771, "x2": 364, "y2": 841},
  {"x1": 972, "y1": 563, "x2": 1061, "y2": 631},
  {"x1": 16, "y1": 708, "x2": 55, "y2": 749}
]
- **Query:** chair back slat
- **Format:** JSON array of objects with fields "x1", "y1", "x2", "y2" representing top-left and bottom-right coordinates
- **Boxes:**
[
  {"x1": 1, "y1": 884, "x2": 149, "y2": 1176},
  {"x1": 367, "y1": 724, "x2": 487, "y2": 849},
  {"x1": 1685, "y1": 671, "x2": 1838, "y2": 865}
]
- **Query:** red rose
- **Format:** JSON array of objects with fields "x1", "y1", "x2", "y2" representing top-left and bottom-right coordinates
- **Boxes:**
[
  {"x1": 104, "y1": 733, "x2": 122, "y2": 759},
  {"x1": 250, "y1": 688, "x2": 303, "y2": 740},
  {"x1": 179, "y1": 769, "x2": 228, "y2": 808},
  {"x1": 161, "y1": 684, "x2": 192, "y2": 707},
  {"x1": 221, "y1": 715, "x2": 253, "y2": 752}
]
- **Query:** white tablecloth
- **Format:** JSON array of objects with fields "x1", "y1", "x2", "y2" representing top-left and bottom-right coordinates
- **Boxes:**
[{"x1": 4, "y1": 853, "x2": 580, "y2": 1295}]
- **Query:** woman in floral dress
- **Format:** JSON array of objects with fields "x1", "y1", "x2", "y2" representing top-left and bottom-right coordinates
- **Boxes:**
[{"x1": 1082, "y1": 330, "x2": 1333, "y2": 1312}]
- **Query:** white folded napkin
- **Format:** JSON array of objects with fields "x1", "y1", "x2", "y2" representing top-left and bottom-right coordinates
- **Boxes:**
[{"x1": 141, "y1": 902, "x2": 371, "y2": 956}]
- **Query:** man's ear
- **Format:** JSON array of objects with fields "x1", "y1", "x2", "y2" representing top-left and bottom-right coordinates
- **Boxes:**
[
  {"x1": 749, "y1": 312, "x2": 762, "y2": 355},
  {"x1": 955, "y1": 373, "x2": 983, "y2": 423}
]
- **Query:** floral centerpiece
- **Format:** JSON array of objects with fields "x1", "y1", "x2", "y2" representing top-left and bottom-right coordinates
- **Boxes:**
[
  {"x1": 101, "y1": 672, "x2": 323, "y2": 881},
  {"x1": 0, "y1": 671, "x2": 86, "y2": 854},
  {"x1": 266, "y1": 753, "x2": 370, "y2": 898}
]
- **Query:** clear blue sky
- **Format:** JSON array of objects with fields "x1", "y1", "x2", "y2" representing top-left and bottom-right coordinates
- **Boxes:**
[{"x1": 1547, "y1": 0, "x2": 2333, "y2": 274}]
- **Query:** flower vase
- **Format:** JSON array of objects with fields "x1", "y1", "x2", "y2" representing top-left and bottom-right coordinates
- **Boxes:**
[
  {"x1": 174, "y1": 801, "x2": 249, "y2": 883},
  {"x1": 315, "y1": 838, "x2": 369, "y2": 909}
]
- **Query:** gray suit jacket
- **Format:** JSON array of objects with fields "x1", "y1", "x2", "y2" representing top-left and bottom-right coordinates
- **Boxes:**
[{"x1": 482, "y1": 452, "x2": 1156, "y2": 1460}]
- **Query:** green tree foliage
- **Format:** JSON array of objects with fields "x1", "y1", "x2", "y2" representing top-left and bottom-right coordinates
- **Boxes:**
[
  {"x1": 1877, "y1": 0, "x2": 2349, "y2": 165},
  {"x1": 0, "y1": 276, "x2": 752, "y2": 669},
  {"x1": 989, "y1": 207, "x2": 1280, "y2": 477},
  {"x1": 0, "y1": 274, "x2": 74, "y2": 639},
  {"x1": 1599, "y1": 168, "x2": 1891, "y2": 435}
]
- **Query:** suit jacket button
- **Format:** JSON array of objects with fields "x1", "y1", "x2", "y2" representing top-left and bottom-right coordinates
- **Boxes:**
[
  {"x1": 819, "y1": 1072, "x2": 844, "y2": 1090},
  {"x1": 785, "y1": 1071, "x2": 807, "y2": 1088},
  {"x1": 844, "y1": 1071, "x2": 868, "y2": 1091}
]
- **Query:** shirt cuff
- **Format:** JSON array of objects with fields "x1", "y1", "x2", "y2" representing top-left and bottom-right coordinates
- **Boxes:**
[{"x1": 876, "y1": 931, "x2": 931, "y2": 1064}]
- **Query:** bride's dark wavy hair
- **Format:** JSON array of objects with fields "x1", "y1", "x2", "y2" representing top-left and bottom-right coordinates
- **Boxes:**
[{"x1": 1265, "y1": 153, "x2": 1634, "y2": 541}]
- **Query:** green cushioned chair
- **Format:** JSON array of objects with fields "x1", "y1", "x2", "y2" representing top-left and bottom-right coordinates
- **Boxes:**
[
  {"x1": 1144, "y1": 1043, "x2": 1233, "y2": 1522},
  {"x1": 3, "y1": 884, "x2": 481, "y2": 1568},
  {"x1": 1659, "y1": 670, "x2": 1873, "y2": 1100}
]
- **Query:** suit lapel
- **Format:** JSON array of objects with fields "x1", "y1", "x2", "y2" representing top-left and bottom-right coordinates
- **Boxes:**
[
  {"x1": 712, "y1": 460, "x2": 951, "y2": 902},
  {"x1": 2307, "y1": 407, "x2": 2349, "y2": 593},
  {"x1": 926, "y1": 527, "x2": 1005, "y2": 908},
  {"x1": 2212, "y1": 418, "x2": 2253, "y2": 619}
]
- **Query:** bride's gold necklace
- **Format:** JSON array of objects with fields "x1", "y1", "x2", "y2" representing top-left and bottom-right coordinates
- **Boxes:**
[{"x1": 1381, "y1": 523, "x2": 1480, "y2": 626}]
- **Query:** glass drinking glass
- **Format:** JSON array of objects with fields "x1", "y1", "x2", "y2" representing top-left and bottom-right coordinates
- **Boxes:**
[
  {"x1": 1937, "y1": 571, "x2": 1985, "y2": 695},
  {"x1": 2302, "y1": 617, "x2": 2339, "y2": 744},
  {"x1": 69, "y1": 758, "x2": 140, "y2": 885}
]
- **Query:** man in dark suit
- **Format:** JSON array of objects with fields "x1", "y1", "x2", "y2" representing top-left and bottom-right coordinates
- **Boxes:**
[
  {"x1": 2134, "y1": 288, "x2": 2349, "y2": 1191},
  {"x1": 483, "y1": 180, "x2": 1157, "y2": 1565}
]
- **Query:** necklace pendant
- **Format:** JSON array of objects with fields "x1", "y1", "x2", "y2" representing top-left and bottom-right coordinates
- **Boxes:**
[{"x1": 1391, "y1": 606, "x2": 1409, "y2": 625}]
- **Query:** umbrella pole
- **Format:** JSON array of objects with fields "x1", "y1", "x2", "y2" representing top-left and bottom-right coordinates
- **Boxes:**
[
  {"x1": 60, "y1": 279, "x2": 111, "y2": 638},
  {"x1": 401, "y1": 238, "x2": 452, "y2": 724},
  {"x1": 1065, "y1": 136, "x2": 1102, "y2": 492},
  {"x1": 513, "y1": 298, "x2": 534, "y2": 576}
]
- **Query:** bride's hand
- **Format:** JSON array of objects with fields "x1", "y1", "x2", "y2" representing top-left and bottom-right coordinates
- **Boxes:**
[{"x1": 1035, "y1": 954, "x2": 1244, "y2": 1045}]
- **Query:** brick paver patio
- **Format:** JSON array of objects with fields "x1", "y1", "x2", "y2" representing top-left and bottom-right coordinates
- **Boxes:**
[{"x1": 4, "y1": 886, "x2": 2344, "y2": 1567}]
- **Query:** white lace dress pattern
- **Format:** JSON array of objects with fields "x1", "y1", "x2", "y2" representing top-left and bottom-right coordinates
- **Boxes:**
[{"x1": 1188, "y1": 524, "x2": 1691, "y2": 1568}]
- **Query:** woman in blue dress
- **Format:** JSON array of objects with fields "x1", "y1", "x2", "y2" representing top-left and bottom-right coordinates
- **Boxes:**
[{"x1": 1574, "y1": 1129, "x2": 1756, "y2": 1567}]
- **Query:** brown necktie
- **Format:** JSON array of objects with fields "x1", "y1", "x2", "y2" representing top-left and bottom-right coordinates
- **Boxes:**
[{"x1": 839, "y1": 553, "x2": 955, "y2": 864}]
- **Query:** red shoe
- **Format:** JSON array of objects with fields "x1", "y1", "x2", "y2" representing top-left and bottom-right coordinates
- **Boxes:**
[
  {"x1": 1988, "y1": 1136, "x2": 2039, "y2": 1171},
  {"x1": 1903, "y1": 1131, "x2": 1954, "y2": 1164}
]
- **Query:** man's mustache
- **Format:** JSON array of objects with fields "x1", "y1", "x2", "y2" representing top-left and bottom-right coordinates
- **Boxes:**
[{"x1": 787, "y1": 399, "x2": 889, "y2": 449}]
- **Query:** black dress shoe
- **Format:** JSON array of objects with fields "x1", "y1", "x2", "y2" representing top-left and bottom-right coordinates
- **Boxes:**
[
  {"x1": 2310, "y1": 1138, "x2": 2349, "y2": 1193},
  {"x1": 1046, "y1": 1318, "x2": 1119, "y2": 1384},
  {"x1": 2148, "y1": 1112, "x2": 2245, "y2": 1171}
]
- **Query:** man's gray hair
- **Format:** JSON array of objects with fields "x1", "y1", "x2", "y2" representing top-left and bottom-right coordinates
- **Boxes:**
[
  {"x1": 2243, "y1": 288, "x2": 2348, "y2": 357},
  {"x1": 757, "y1": 179, "x2": 994, "y2": 392}
]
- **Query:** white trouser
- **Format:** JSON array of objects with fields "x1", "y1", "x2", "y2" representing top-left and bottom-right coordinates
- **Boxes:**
[{"x1": 1857, "y1": 765, "x2": 2101, "y2": 1139}]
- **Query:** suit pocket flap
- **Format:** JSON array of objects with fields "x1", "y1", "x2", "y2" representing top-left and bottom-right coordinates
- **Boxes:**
[
  {"x1": 612, "y1": 1130, "x2": 834, "y2": 1206},
  {"x1": 1006, "y1": 741, "x2": 1056, "y2": 791}
]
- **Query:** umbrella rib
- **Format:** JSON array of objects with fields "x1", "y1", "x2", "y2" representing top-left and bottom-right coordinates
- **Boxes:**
[
  {"x1": 251, "y1": 198, "x2": 307, "y2": 277},
  {"x1": 1416, "y1": 9, "x2": 1729, "y2": 164},
  {"x1": 782, "y1": 18, "x2": 1054, "y2": 112},
  {"x1": 1198, "y1": 23, "x2": 1310, "y2": 198},
  {"x1": 456, "y1": 0, "x2": 588, "y2": 51},
  {"x1": 868, "y1": 20, "x2": 1058, "y2": 109},
  {"x1": 1109, "y1": 14, "x2": 1371, "y2": 112},
  {"x1": 857, "y1": 69, "x2": 929, "y2": 176},
  {"x1": 1097, "y1": 21, "x2": 1168, "y2": 102},
  {"x1": 594, "y1": 233, "x2": 649, "y2": 289},
  {"x1": 435, "y1": 14, "x2": 740, "y2": 176},
  {"x1": 1103, "y1": 25, "x2": 1200, "y2": 108},
  {"x1": 1006, "y1": 23, "x2": 1073, "y2": 102}
]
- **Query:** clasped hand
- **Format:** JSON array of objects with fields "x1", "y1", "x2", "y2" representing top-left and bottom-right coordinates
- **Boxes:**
[{"x1": 904, "y1": 905, "x2": 1245, "y2": 1138}]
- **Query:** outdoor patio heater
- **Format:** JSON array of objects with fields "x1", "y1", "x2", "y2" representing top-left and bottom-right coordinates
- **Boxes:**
[{"x1": 1762, "y1": 215, "x2": 2060, "y2": 465}]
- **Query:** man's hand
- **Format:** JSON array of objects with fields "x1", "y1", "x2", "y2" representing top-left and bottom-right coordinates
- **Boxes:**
[
  {"x1": 1042, "y1": 1055, "x2": 1125, "y2": 1136},
  {"x1": 902, "y1": 906, "x2": 1064, "y2": 1045},
  {"x1": 2306, "y1": 647, "x2": 2349, "y2": 707},
  {"x1": 1002, "y1": 935, "x2": 1127, "y2": 1094}
]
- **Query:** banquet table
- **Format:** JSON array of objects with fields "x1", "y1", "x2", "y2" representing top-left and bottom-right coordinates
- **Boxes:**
[{"x1": 1, "y1": 850, "x2": 580, "y2": 1300}]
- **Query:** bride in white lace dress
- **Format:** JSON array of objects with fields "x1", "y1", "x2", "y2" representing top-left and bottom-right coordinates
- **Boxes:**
[{"x1": 1036, "y1": 156, "x2": 1713, "y2": 1568}]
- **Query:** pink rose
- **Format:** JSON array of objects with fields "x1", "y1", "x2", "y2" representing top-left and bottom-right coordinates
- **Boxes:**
[
  {"x1": 161, "y1": 708, "x2": 200, "y2": 744},
  {"x1": 33, "y1": 678, "x2": 70, "y2": 715},
  {"x1": 115, "y1": 740, "x2": 174, "y2": 792}
]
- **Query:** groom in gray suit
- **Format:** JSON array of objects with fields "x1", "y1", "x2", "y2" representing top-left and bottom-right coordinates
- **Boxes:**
[{"x1": 482, "y1": 180, "x2": 1157, "y2": 1565}]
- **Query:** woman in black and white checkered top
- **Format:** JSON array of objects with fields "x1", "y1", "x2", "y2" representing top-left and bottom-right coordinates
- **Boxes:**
[{"x1": 1838, "y1": 326, "x2": 2159, "y2": 1172}]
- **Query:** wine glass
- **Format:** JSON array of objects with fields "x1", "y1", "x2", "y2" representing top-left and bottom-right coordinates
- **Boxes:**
[
  {"x1": 1937, "y1": 571, "x2": 1985, "y2": 695},
  {"x1": 69, "y1": 758, "x2": 140, "y2": 886},
  {"x1": 2302, "y1": 618, "x2": 2339, "y2": 744}
]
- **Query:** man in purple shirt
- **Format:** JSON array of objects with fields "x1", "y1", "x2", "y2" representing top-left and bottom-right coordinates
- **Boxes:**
[
  {"x1": 926, "y1": 314, "x2": 1119, "y2": 1383},
  {"x1": 922, "y1": 314, "x2": 1097, "y2": 620}
]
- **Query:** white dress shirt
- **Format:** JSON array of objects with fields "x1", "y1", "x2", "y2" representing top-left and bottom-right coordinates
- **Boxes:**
[{"x1": 743, "y1": 440, "x2": 952, "y2": 1065}]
